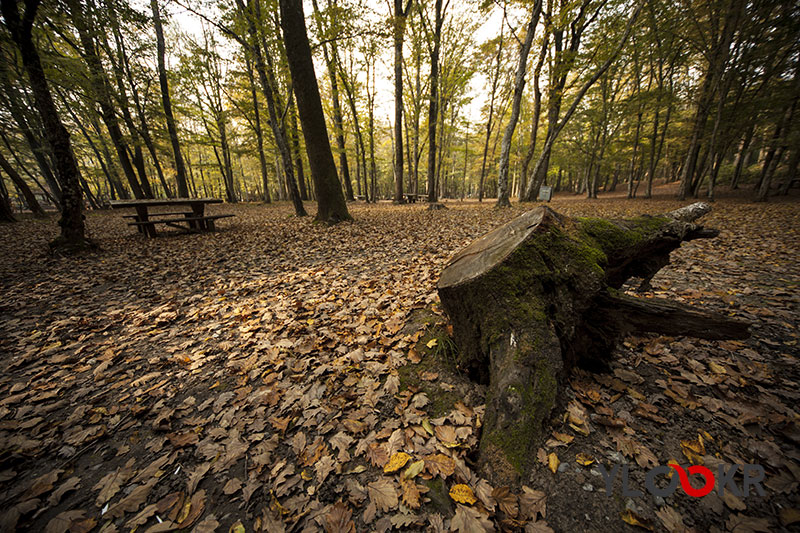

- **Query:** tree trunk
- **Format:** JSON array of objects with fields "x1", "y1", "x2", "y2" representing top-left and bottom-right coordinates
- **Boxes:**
[
  {"x1": 279, "y1": 0, "x2": 350, "y2": 223},
  {"x1": 525, "y1": 2, "x2": 642, "y2": 200},
  {"x1": 245, "y1": 57, "x2": 271, "y2": 203},
  {"x1": 289, "y1": 95, "x2": 309, "y2": 202},
  {"x1": 238, "y1": 0, "x2": 306, "y2": 216},
  {"x1": 496, "y1": 0, "x2": 542, "y2": 208},
  {"x1": 423, "y1": 0, "x2": 445, "y2": 205},
  {"x1": 519, "y1": 35, "x2": 549, "y2": 202},
  {"x1": 0, "y1": 60, "x2": 61, "y2": 202},
  {"x1": 151, "y1": 0, "x2": 190, "y2": 197},
  {"x1": 479, "y1": 24, "x2": 504, "y2": 202},
  {"x1": 678, "y1": 0, "x2": 742, "y2": 200},
  {"x1": 778, "y1": 149, "x2": 799, "y2": 195},
  {"x1": 68, "y1": 0, "x2": 146, "y2": 200},
  {"x1": 0, "y1": 150, "x2": 45, "y2": 216},
  {"x1": 392, "y1": 0, "x2": 411, "y2": 203},
  {"x1": 2, "y1": 0, "x2": 89, "y2": 248},
  {"x1": 731, "y1": 123, "x2": 754, "y2": 189},
  {"x1": 0, "y1": 171, "x2": 15, "y2": 222},
  {"x1": 438, "y1": 203, "x2": 749, "y2": 485}
]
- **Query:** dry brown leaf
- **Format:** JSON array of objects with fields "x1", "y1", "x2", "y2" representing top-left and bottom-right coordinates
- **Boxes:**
[
  {"x1": 424, "y1": 453, "x2": 455, "y2": 478},
  {"x1": 186, "y1": 462, "x2": 211, "y2": 494},
  {"x1": 621, "y1": 509, "x2": 654, "y2": 530},
  {"x1": 367, "y1": 479, "x2": 398, "y2": 512},
  {"x1": 48, "y1": 476, "x2": 80, "y2": 506},
  {"x1": 25, "y1": 469, "x2": 62, "y2": 499},
  {"x1": 525, "y1": 520, "x2": 555, "y2": 533},
  {"x1": 725, "y1": 513, "x2": 771, "y2": 532},
  {"x1": 177, "y1": 490, "x2": 206, "y2": 529},
  {"x1": 400, "y1": 478, "x2": 421, "y2": 510},
  {"x1": 222, "y1": 478, "x2": 242, "y2": 495},
  {"x1": 44, "y1": 510, "x2": 85, "y2": 533},
  {"x1": 520, "y1": 486, "x2": 546, "y2": 521},
  {"x1": 324, "y1": 501, "x2": 355, "y2": 533},
  {"x1": 492, "y1": 486, "x2": 518, "y2": 517},
  {"x1": 450, "y1": 504, "x2": 493, "y2": 533},
  {"x1": 105, "y1": 479, "x2": 157, "y2": 519},
  {"x1": 655, "y1": 506, "x2": 693, "y2": 533}
]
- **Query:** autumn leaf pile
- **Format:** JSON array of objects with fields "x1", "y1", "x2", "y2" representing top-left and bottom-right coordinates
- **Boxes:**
[{"x1": 0, "y1": 196, "x2": 797, "y2": 532}]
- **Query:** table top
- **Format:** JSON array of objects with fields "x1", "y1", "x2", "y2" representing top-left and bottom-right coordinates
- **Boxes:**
[{"x1": 110, "y1": 198, "x2": 223, "y2": 208}]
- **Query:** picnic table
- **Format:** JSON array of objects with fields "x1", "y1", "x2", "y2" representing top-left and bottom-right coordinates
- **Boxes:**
[
  {"x1": 404, "y1": 193, "x2": 427, "y2": 203},
  {"x1": 110, "y1": 198, "x2": 233, "y2": 238}
]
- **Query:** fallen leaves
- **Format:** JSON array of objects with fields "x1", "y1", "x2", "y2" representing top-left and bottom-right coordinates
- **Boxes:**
[
  {"x1": 383, "y1": 451, "x2": 411, "y2": 473},
  {"x1": 0, "y1": 200, "x2": 795, "y2": 532},
  {"x1": 449, "y1": 484, "x2": 477, "y2": 505},
  {"x1": 547, "y1": 453, "x2": 560, "y2": 474},
  {"x1": 451, "y1": 504, "x2": 493, "y2": 533},
  {"x1": 367, "y1": 479, "x2": 398, "y2": 512}
]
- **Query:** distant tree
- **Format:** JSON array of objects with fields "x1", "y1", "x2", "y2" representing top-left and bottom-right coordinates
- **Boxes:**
[
  {"x1": 496, "y1": 0, "x2": 542, "y2": 207},
  {"x1": 151, "y1": 0, "x2": 190, "y2": 197}
]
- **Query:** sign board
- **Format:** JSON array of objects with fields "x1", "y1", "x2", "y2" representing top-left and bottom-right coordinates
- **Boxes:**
[{"x1": 537, "y1": 185, "x2": 553, "y2": 202}]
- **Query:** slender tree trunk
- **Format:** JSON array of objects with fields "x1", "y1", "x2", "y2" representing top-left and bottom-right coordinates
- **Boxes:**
[
  {"x1": 0, "y1": 171, "x2": 15, "y2": 222},
  {"x1": 425, "y1": 0, "x2": 445, "y2": 204},
  {"x1": 245, "y1": 58, "x2": 271, "y2": 203},
  {"x1": 68, "y1": 0, "x2": 146, "y2": 200},
  {"x1": 368, "y1": 58, "x2": 377, "y2": 202},
  {"x1": 0, "y1": 61, "x2": 61, "y2": 202},
  {"x1": 151, "y1": 0, "x2": 190, "y2": 197},
  {"x1": 2, "y1": 0, "x2": 88, "y2": 247},
  {"x1": 519, "y1": 35, "x2": 549, "y2": 202},
  {"x1": 525, "y1": 2, "x2": 642, "y2": 200},
  {"x1": 497, "y1": 0, "x2": 542, "y2": 207},
  {"x1": 731, "y1": 123, "x2": 754, "y2": 189},
  {"x1": 0, "y1": 150, "x2": 45, "y2": 216},
  {"x1": 392, "y1": 0, "x2": 411, "y2": 203},
  {"x1": 757, "y1": 70, "x2": 798, "y2": 201},
  {"x1": 479, "y1": 22, "x2": 504, "y2": 202},
  {"x1": 678, "y1": 0, "x2": 742, "y2": 199},
  {"x1": 238, "y1": 0, "x2": 306, "y2": 216},
  {"x1": 778, "y1": 149, "x2": 799, "y2": 195},
  {"x1": 279, "y1": 0, "x2": 350, "y2": 223},
  {"x1": 289, "y1": 95, "x2": 309, "y2": 202}
]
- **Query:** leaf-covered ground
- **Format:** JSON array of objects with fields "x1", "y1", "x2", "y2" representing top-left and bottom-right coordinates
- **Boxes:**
[{"x1": 0, "y1": 195, "x2": 798, "y2": 533}]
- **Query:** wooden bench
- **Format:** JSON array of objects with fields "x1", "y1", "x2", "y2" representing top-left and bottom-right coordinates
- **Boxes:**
[{"x1": 128, "y1": 214, "x2": 234, "y2": 234}]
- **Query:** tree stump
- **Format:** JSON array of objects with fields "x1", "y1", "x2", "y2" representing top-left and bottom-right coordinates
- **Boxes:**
[{"x1": 437, "y1": 203, "x2": 749, "y2": 485}]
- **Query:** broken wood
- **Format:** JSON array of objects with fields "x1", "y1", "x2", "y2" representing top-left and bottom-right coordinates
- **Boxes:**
[{"x1": 437, "y1": 202, "x2": 749, "y2": 485}]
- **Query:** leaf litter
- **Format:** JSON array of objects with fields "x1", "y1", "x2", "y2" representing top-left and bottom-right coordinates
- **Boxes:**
[{"x1": 0, "y1": 198, "x2": 797, "y2": 531}]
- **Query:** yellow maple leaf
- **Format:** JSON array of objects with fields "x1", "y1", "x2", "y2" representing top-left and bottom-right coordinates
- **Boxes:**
[
  {"x1": 548, "y1": 453, "x2": 560, "y2": 474},
  {"x1": 576, "y1": 453, "x2": 595, "y2": 466},
  {"x1": 384, "y1": 452, "x2": 412, "y2": 474},
  {"x1": 449, "y1": 484, "x2": 477, "y2": 505}
]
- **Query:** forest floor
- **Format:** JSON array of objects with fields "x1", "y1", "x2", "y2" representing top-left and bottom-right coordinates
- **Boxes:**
[{"x1": 0, "y1": 192, "x2": 798, "y2": 533}]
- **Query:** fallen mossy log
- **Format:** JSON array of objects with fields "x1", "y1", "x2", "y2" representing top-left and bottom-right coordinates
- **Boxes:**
[{"x1": 436, "y1": 203, "x2": 749, "y2": 485}]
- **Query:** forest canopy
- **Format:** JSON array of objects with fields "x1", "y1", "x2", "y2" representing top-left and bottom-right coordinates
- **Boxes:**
[{"x1": 0, "y1": 0, "x2": 798, "y2": 241}]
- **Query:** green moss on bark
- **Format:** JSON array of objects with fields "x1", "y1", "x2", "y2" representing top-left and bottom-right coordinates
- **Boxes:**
[{"x1": 480, "y1": 356, "x2": 557, "y2": 475}]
